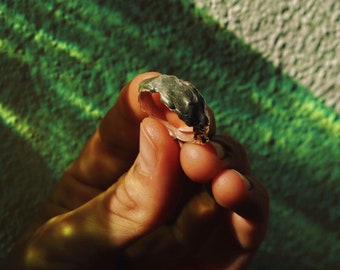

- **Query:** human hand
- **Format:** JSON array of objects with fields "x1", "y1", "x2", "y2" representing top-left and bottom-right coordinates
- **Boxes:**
[{"x1": 6, "y1": 72, "x2": 269, "y2": 269}]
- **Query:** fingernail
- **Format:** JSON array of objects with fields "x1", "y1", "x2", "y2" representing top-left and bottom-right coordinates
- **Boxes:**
[
  {"x1": 209, "y1": 138, "x2": 229, "y2": 160},
  {"x1": 233, "y1": 169, "x2": 254, "y2": 191},
  {"x1": 139, "y1": 122, "x2": 158, "y2": 174},
  {"x1": 210, "y1": 141, "x2": 226, "y2": 160}
]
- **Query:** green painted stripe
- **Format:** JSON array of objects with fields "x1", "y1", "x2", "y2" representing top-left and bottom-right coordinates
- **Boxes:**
[
  {"x1": 0, "y1": 102, "x2": 36, "y2": 142},
  {"x1": 0, "y1": 4, "x2": 107, "y2": 119},
  {"x1": 0, "y1": 3, "x2": 91, "y2": 63},
  {"x1": 0, "y1": 102, "x2": 79, "y2": 175},
  {"x1": 1, "y1": 1, "x2": 339, "y2": 267}
]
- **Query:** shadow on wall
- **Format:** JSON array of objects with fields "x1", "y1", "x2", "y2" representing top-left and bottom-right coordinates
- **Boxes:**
[
  {"x1": 0, "y1": 0, "x2": 339, "y2": 268},
  {"x1": 0, "y1": 108, "x2": 54, "y2": 258}
]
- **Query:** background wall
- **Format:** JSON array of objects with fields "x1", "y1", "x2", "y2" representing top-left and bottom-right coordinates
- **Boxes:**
[{"x1": 0, "y1": 0, "x2": 339, "y2": 268}]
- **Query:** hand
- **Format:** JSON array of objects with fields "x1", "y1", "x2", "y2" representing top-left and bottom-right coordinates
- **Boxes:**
[{"x1": 6, "y1": 72, "x2": 269, "y2": 269}]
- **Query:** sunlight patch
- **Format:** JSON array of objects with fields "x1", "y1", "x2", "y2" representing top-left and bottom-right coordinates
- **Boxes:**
[{"x1": 0, "y1": 102, "x2": 35, "y2": 142}]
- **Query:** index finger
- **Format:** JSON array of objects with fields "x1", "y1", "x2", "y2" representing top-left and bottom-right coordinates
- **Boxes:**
[{"x1": 67, "y1": 72, "x2": 161, "y2": 189}]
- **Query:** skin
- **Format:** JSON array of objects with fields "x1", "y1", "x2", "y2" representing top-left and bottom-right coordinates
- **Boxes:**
[{"x1": 5, "y1": 72, "x2": 269, "y2": 269}]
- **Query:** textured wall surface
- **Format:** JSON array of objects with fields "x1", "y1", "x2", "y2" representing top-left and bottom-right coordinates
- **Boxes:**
[
  {"x1": 194, "y1": 0, "x2": 340, "y2": 111},
  {"x1": 0, "y1": 0, "x2": 339, "y2": 269}
]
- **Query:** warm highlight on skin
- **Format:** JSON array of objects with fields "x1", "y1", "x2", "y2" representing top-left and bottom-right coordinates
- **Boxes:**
[{"x1": 5, "y1": 72, "x2": 269, "y2": 270}]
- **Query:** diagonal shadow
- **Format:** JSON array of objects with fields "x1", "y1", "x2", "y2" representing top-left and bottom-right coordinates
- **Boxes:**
[
  {"x1": 92, "y1": 0, "x2": 340, "y2": 227},
  {"x1": 0, "y1": 122, "x2": 55, "y2": 260},
  {"x1": 0, "y1": 0, "x2": 339, "y2": 268}
]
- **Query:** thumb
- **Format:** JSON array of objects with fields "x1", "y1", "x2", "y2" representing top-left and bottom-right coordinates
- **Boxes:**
[
  {"x1": 100, "y1": 117, "x2": 182, "y2": 246},
  {"x1": 11, "y1": 118, "x2": 182, "y2": 268}
]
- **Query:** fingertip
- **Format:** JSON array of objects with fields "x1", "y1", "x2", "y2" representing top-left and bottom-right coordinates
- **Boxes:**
[
  {"x1": 140, "y1": 116, "x2": 178, "y2": 152},
  {"x1": 212, "y1": 169, "x2": 248, "y2": 209},
  {"x1": 133, "y1": 71, "x2": 162, "y2": 82},
  {"x1": 119, "y1": 71, "x2": 162, "y2": 122},
  {"x1": 212, "y1": 170, "x2": 269, "y2": 222},
  {"x1": 99, "y1": 72, "x2": 162, "y2": 149},
  {"x1": 180, "y1": 142, "x2": 223, "y2": 183},
  {"x1": 127, "y1": 71, "x2": 161, "y2": 96}
]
